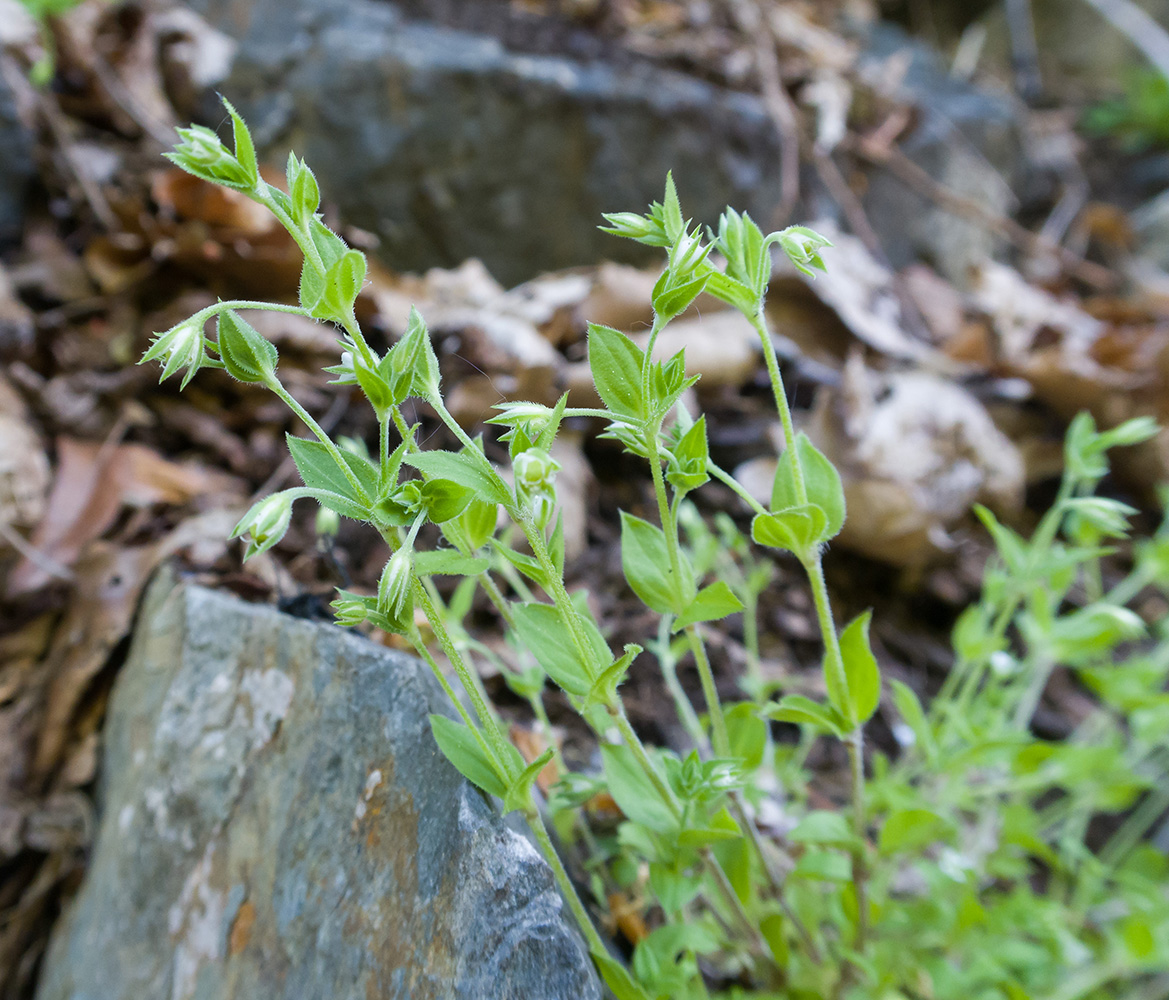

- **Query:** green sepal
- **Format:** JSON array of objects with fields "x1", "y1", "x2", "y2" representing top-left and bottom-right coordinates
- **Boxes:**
[{"x1": 217, "y1": 309, "x2": 277, "y2": 383}]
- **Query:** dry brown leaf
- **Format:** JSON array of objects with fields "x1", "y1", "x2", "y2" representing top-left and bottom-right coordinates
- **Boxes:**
[{"x1": 7, "y1": 438, "x2": 233, "y2": 596}]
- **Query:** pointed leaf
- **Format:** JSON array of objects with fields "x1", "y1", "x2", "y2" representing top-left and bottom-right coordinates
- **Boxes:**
[
  {"x1": 672, "y1": 581, "x2": 744, "y2": 632},
  {"x1": 429, "y1": 715, "x2": 507, "y2": 799},
  {"x1": 588, "y1": 324, "x2": 646, "y2": 419},
  {"x1": 839, "y1": 610, "x2": 881, "y2": 724},
  {"x1": 620, "y1": 512, "x2": 695, "y2": 614}
]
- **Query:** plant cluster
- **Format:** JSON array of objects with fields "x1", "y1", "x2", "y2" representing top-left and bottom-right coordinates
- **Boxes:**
[{"x1": 145, "y1": 100, "x2": 1169, "y2": 999}]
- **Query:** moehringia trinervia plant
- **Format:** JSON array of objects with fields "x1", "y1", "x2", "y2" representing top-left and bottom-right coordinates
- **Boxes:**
[{"x1": 143, "y1": 99, "x2": 1169, "y2": 1000}]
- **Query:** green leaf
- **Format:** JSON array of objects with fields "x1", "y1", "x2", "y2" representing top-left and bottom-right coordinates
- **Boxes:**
[
  {"x1": 725, "y1": 702, "x2": 766, "y2": 770},
  {"x1": 839, "y1": 610, "x2": 881, "y2": 725},
  {"x1": 287, "y1": 435, "x2": 375, "y2": 505},
  {"x1": 601, "y1": 743, "x2": 678, "y2": 835},
  {"x1": 672, "y1": 581, "x2": 744, "y2": 632},
  {"x1": 421, "y1": 478, "x2": 475, "y2": 523},
  {"x1": 771, "y1": 433, "x2": 845, "y2": 540},
  {"x1": 217, "y1": 309, "x2": 278, "y2": 383},
  {"x1": 588, "y1": 324, "x2": 646, "y2": 419},
  {"x1": 762, "y1": 695, "x2": 845, "y2": 737},
  {"x1": 441, "y1": 498, "x2": 498, "y2": 554},
  {"x1": 428, "y1": 715, "x2": 507, "y2": 799},
  {"x1": 878, "y1": 807, "x2": 952, "y2": 855},
  {"x1": 587, "y1": 644, "x2": 643, "y2": 708},
  {"x1": 751, "y1": 505, "x2": 827, "y2": 556},
  {"x1": 791, "y1": 849, "x2": 852, "y2": 882},
  {"x1": 403, "y1": 450, "x2": 512, "y2": 506},
  {"x1": 889, "y1": 679, "x2": 936, "y2": 762},
  {"x1": 413, "y1": 550, "x2": 489, "y2": 577},
  {"x1": 222, "y1": 98, "x2": 259, "y2": 188},
  {"x1": 620, "y1": 512, "x2": 695, "y2": 614},
  {"x1": 503, "y1": 748, "x2": 554, "y2": 815},
  {"x1": 511, "y1": 601, "x2": 608, "y2": 697},
  {"x1": 649, "y1": 864, "x2": 703, "y2": 915},
  {"x1": 490, "y1": 540, "x2": 551, "y2": 590},
  {"x1": 591, "y1": 950, "x2": 651, "y2": 1000},
  {"x1": 974, "y1": 504, "x2": 1029, "y2": 576},
  {"x1": 788, "y1": 810, "x2": 854, "y2": 847}
]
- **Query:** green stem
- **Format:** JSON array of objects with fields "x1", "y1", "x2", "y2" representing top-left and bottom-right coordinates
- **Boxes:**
[
  {"x1": 608, "y1": 702, "x2": 682, "y2": 820},
  {"x1": 685, "y1": 626, "x2": 730, "y2": 757},
  {"x1": 655, "y1": 615, "x2": 707, "y2": 748},
  {"x1": 267, "y1": 378, "x2": 371, "y2": 504},
  {"x1": 707, "y1": 458, "x2": 770, "y2": 518},
  {"x1": 748, "y1": 310, "x2": 805, "y2": 504},
  {"x1": 409, "y1": 630, "x2": 497, "y2": 764},
  {"x1": 411, "y1": 574, "x2": 517, "y2": 779},
  {"x1": 528, "y1": 808, "x2": 610, "y2": 956}
]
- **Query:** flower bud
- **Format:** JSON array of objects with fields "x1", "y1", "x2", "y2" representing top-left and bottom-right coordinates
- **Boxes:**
[
  {"x1": 139, "y1": 319, "x2": 206, "y2": 389},
  {"x1": 231, "y1": 492, "x2": 294, "y2": 559},
  {"x1": 529, "y1": 490, "x2": 557, "y2": 531},
  {"x1": 512, "y1": 448, "x2": 560, "y2": 490},
  {"x1": 165, "y1": 125, "x2": 253, "y2": 190},
  {"x1": 331, "y1": 590, "x2": 372, "y2": 627},
  {"x1": 377, "y1": 547, "x2": 414, "y2": 626},
  {"x1": 599, "y1": 211, "x2": 670, "y2": 247}
]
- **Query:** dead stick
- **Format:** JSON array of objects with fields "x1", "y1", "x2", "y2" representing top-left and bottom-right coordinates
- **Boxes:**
[{"x1": 846, "y1": 133, "x2": 1117, "y2": 290}]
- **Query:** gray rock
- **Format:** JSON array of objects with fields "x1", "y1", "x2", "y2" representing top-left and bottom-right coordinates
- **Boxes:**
[
  {"x1": 854, "y1": 22, "x2": 1019, "y2": 285},
  {"x1": 0, "y1": 68, "x2": 34, "y2": 247},
  {"x1": 184, "y1": 0, "x2": 785, "y2": 286},
  {"x1": 179, "y1": 0, "x2": 1020, "y2": 287},
  {"x1": 36, "y1": 573, "x2": 600, "y2": 1000}
]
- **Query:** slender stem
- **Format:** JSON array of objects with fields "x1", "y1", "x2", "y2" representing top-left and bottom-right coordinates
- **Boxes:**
[
  {"x1": 409, "y1": 630, "x2": 497, "y2": 763},
  {"x1": 804, "y1": 556, "x2": 848, "y2": 721},
  {"x1": 729, "y1": 795, "x2": 824, "y2": 963},
  {"x1": 655, "y1": 615, "x2": 707, "y2": 748},
  {"x1": 647, "y1": 428, "x2": 689, "y2": 607},
  {"x1": 748, "y1": 310, "x2": 805, "y2": 503},
  {"x1": 480, "y1": 571, "x2": 519, "y2": 631},
  {"x1": 608, "y1": 703, "x2": 682, "y2": 819},
  {"x1": 528, "y1": 808, "x2": 610, "y2": 957},
  {"x1": 195, "y1": 299, "x2": 312, "y2": 324},
  {"x1": 701, "y1": 846, "x2": 772, "y2": 961},
  {"x1": 411, "y1": 575, "x2": 517, "y2": 778},
  {"x1": 379, "y1": 414, "x2": 391, "y2": 471},
  {"x1": 707, "y1": 458, "x2": 770, "y2": 518},
  {"x1": 268, "y1": 378, "x2": 371, "y2": 504},
  {"x1": 686, "y1": 626, "x2": 730, "y2": 757},
  {"x1": 846, "y1": 732, "x2": 869, "y2": 950}
]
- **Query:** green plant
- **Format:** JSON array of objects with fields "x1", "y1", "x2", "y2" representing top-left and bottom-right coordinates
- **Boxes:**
[
  {"x1": 17, "y1": 0, "x2": 93, "y2": 86},
  {"x1": 143, "y1": 100, "x2": 1169, "y2": 999},
  {"x1": 1083, "y1": 69, "x2": 1169, "y2": 151}
]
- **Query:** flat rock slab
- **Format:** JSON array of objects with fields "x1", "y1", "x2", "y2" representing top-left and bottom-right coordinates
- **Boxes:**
[{"x1": 36, "y1": 573, "x2": 599, "y2": 1000}]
